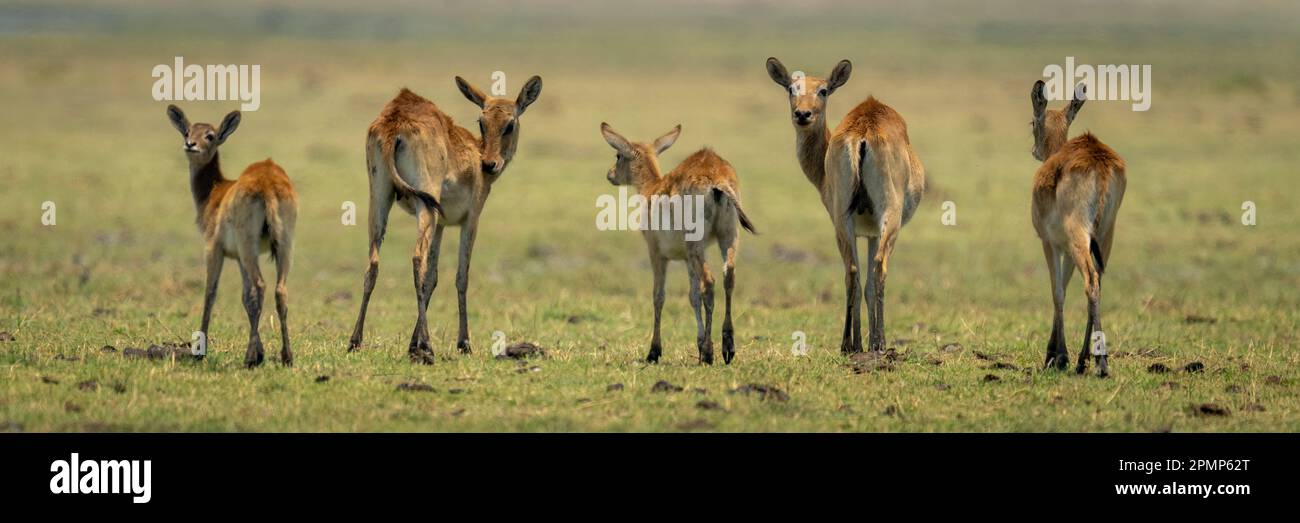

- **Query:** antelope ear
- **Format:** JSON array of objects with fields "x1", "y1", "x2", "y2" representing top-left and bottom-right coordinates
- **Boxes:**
[
  {"x1": 455, "y1": 76, "x2": 487, "y2": 108},
  {"x1": 766, "y1": 57, "x2": 791, "y2": 88},
  {"x1": 826, "y1": 60, "x2": 852, "y2": 94},
  {"x1": 215, "y1": 111, "x2": 241, "y2": 144},
  {"x1": 1031, "y1": 80, "x2": 1048, "y2": 118},
  {"x1": 166, "y1": 104, "x2": 190, "y2": 137},
  {"x1": 516, "y1": 75, "x2": 542, "y2": 116},
  {"x1": 600, "y1": 122, "x2": 632, "y2": 154},
  {"x1": 652, "y1": 124, "x2": 681, "y2": 155},
  {"x1": 1066, "y1": 83, "x2": 1087, "y2": 123}
]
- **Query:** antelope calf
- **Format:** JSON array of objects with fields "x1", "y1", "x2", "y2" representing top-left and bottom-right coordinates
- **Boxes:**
[
  {"x1": 1029, "y1": 81, "x2": 1126, "y2": 376},
  {"x1": 165, "y1": 105, "x2": 298, "y2": 368},
  {"x1": 348, "y1": 76, "x2": 543, "y2": 363},
  {"x1": 599, "y1": 123, "x2": 756, "y2": 364},
  {"x1": 765, "y1": 58, "x2": 925, "y2": 354}
]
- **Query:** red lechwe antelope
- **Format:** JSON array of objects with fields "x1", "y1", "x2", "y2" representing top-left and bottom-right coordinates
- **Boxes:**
[
  {"x1": 348, "y1": 76, "x2": 542, "y2": 363},
  {"x1": 765, "y1": 58, "x2": 925, "y2": 354},
  {"x1": 166, "y1": 105, "x2": 298, "y2": 368},
  {"x1": 599, "y1": 123, "x2": 756, "y2": 364},
  {"x1": 1029, "y1": 81, "x2": 1126, "y2": 376}
]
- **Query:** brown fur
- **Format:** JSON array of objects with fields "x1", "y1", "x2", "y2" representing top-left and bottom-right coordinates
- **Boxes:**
[
  {"x1": 601, "y1": 123, "x2": 755, "y2": 364},
  {"x1": 766, "y1": 57, "x2": 925, "y2": 353},
  {"x1": 349, "y1": 76, "x2": 542, "y2": 363},
  {"x1": 166, "y1": 105, "x2": 298, "y2": 368},
  {"x1": 1028, "y1": 80, "x2": 1127, "y2": 376}
]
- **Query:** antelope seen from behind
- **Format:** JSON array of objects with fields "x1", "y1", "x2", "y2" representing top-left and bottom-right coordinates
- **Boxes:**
[
  {"x1": 1029, "y1": 81, "x2": 1126, "y2": 377},
  {"x1": 166, "y1": 105, "x2": 298, "y2": 368},
  {"x1": 348, "y1": 76, "x2": 543, "y2": 363},
  {"x1": 765, "y1": 58, "x2": 925, "y2": 354},
  {"x1": 599, "y1": 123, "x2": 756, "y2": 365}
]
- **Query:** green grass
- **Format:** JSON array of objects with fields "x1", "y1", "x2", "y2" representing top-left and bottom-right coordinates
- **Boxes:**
[{"x1": 1, "y1": 0, "x2": 1298, "y2": 431}]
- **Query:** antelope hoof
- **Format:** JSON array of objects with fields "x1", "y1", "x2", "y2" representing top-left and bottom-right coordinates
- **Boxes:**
[
  {"x1": 1096, "y1": 355, "x2": 1110, "y2": 378},
  {"x1": 697, "y1": 338, "x2": 714, "y2": 365},
  {"x1": 409, "y1": 349, "x2": 435, "y2": 365},
  {"x1": 244, "y1": 341, "x2": 265, "y2": 368},
  {"x1": 646, "y1": 342, "x2": 662, "y2": 364},
  {"x1": 281, "y1": 350, "x2": 293, "y2": 367},
  {"x1": 347, "y1": 335, "x2": 363, "y2": 352},
  {"x1": 721, "y1": 328, "x2": 735, "y2": 365},
  {"x1": 457, "y1": 338, "x2": 472, "y2": 355}
]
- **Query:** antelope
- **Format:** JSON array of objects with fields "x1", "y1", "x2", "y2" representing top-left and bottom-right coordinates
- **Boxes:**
[
  {"x1": 347, "y1": 76, "x2": 543, "y2": 363},
  {"x1": 165, "y1": 105, "x2": 298, "y2": 368},
  {"x1": 765, "y1": 58, "x2": 925, "y2": 354},
  {"x1": 599, "y1": 123, "x2": 756, "y2": 364},
  {"x1": 1029, "y1": 81, "x2": 1126, "y2": 376}
]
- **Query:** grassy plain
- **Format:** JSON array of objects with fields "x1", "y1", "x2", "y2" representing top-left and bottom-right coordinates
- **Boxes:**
[{"x1": 0, "y1": 0, "x2": 1297, "y2": 431}]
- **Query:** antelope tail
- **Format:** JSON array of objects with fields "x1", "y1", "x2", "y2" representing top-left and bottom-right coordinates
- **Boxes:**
[
  {"x1": 385, "y1": 135, "x2": 443, "y2": 216},
  {"x1": 847, "y1": 141, "x2": 874, "y2": 218},
  {"x1": 712, "y1": 187, "x2": 756, "y2": 234}
]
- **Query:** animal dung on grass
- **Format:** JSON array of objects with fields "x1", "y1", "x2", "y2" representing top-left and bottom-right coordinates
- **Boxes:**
[
  {"x1": 395, "y1": 382, "x2": 435, "y2": 392},
  {"x1": 121, "y1": 343, "x2": 200, "y2": 361},
  {"x1": 1182, "y1": 361, "x2": 1205, "y2": 373},
  {"x1": 846, "y1": 350, "x2": 896, "y2": 373},
  {"x1": 1147, "y1": 363, "x2": 1171, "y2": 374},
  {"x1": 651, "y1": 380, "x2": 683, "y2": 393},
  {"x1": 729, "y1": 383, "x2": 789, "y2": 402},
  {"x1": 1193, "y1": 403, "x2": 1230, "y2": 416},
  {"x1": 495, "y1": 342, "x2": 546, "y2": 360}
]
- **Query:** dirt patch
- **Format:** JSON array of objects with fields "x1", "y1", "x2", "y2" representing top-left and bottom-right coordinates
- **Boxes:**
[
  {"x1": 314, "y1": 375, "x2": 330, "y2": 383},
  {"x1": 982, "y1": 374, "x2": 1001, "y2": 383},
  {"x1": 1224, "y1": 385, "x2": 1242, "y2": 393},
  {"x1": 496, "y1": 342, "x2": 546, "y2": 360},
  {"x1": 1184, "y1": 315, "x2": 1217, "y2": 325},
  {"x1": 934, "y1": 383, "x2": 950, "y2": 391},
  {"x1": 1265, "y1": 375, "x2": 1282, "y2": 385},
  {"x1": 40, "y1": 376, "x2": 59, "y2": 385},
  {"x1": 1192, "y1": 403, "x2": 1230, "y2": 416},
  {"x1": 939, "y1": 343, "x2": 963, "y2": 353},
  {"x1": 99, "y1": 345, "x2": 117, "y2": 353},
  {"x1": 606, "y1": 383, "x2": 624, "y2": 392},
  {"x1": 651, "y1": 380, "x2": 683, "y2": 393},
  {"x1": 54, "y1": 354, "x2": 80, "y2": 362},
  {"x1": 882, "y1": 405, "x2": 900, "y2": 416},
  {"x1": 1243, "y1": 403, "x2": 1266, "y2": 412},
  {"x1": 396, "y1": 382, "x2": 435, "y2": 392},
  {"x1": 991, "y1": 362, "x2": 1020, "y2": 371},
  {"x1": 77, "y1": 380, "x2": 98, "y2": 392},
  {"x1": 730, "y1": 384, "x2": 789, "y2": 402},
  {"x1": 1183, "y1": 361, "x2": 1205, "y2": 373},
  {"x1": 1147, "y1": 363, "x2": 1171, "y2": 374},
  {"x1": 64, "y1": 401, "x2": 82, "y2": 413}
]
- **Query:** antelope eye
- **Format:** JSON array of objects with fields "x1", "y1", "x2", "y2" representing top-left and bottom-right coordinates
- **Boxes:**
[
  {"x1": 205, "y1": 133, "x2": 215, "y2": 141},
  {"x1": 502, "y1": 120, "x2": 515, "y2": 135},
  {"x1": 818, "y1": 88, "x2": 828, "y2": 96}
]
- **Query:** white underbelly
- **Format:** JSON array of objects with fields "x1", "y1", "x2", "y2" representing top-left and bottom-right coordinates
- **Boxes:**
[{"x1": 646, "y1": 228, "x2": 716, "y2": 260}]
